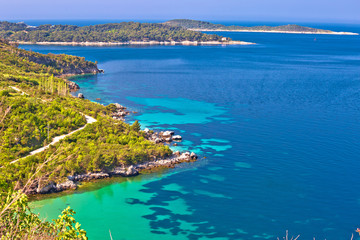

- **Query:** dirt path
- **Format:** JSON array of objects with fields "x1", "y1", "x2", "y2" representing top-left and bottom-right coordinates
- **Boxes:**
[{"x1": 9, "y1": 86, "x2": 97, "y2": 164}]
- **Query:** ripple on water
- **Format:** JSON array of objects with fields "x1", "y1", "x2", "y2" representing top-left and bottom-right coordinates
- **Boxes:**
[
  {"x1": 200, "y1": 174, "x2": 226, "y2": 182},
  {"x1": 214, "y1": 154, "x2": 225, "y2": 157},
  {"x1": 234, "y1": 162, "x2": 252, "y2": 169},
  {"x1": 197, "y1": 138, "x2": 233, "y2": 153},
  {"x1": 191, "y1": 132, "x2": 202, "y2": 137},
  {"x1": 198, "y1": 144, "x2": 233, "y2": 152},
  {"x1": 207, "y1": 166, "x2": 224, "y2": 171},
  {"x1": 201, "y1": 138, "x2": 230, "y2": 144},
  {"x1": 194, "y1": 189, "x2": 232, "y2": 199}
]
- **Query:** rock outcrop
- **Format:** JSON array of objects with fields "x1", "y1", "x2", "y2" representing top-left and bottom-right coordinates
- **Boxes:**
[
  {"x1": 135, "y1": 152, "x2": 198, "y2": 171},
  {"x1": 68, "y1": 172, "x2": 109, "y2": 182},
  {"x1": 125, "y1": 165, "x2": 139, "y2": 176},
  {"x1": 161, "y1": 131, "x2": 174, "y2": 138},
  {"x1": 190, "y1": 152, "x2": 198, "y2": 159},
  {"x1": 172, "y1": 135, "x2": 182, "y2": 140},
  {"x1": 56, "y1": 180, "x2": 77, "y2": 191},
  {"x1": 145, "y1": 130, "x2": 182, "y2": 143},
  {"x1": 37, "y1": 181, "x2": 56, "y2": 194},
  {"x1": 34, "y1": 179, "x2": 77, "y2": 194},
  {"x1": 67, "y1": 81, "x2": 80, "y2": 92},
  {"x1": 111, "y1": 103, "x2": 130, "y2": 121}
]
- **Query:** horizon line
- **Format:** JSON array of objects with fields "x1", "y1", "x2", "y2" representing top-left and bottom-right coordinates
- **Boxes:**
[{"x1": 2, "y1": 18, "x2": 360, "y2": 25}]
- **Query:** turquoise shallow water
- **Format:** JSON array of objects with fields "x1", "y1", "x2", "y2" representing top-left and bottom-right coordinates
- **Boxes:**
[
  {"x1": 30, "y1": 170, "x2": 201, "y2": 240},
  {"x1": 23, "y1": 23, "x2": 360, "y2": 239}
]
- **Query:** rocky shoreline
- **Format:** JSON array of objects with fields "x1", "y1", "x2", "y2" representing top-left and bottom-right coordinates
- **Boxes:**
[
  {"x1": 111, "y1": 103, "x2": 131, "y2": 121},
  {"x1": 28, "y1": 151, "x2": 198, "y2": 195},
  {"x1": 110, "y1": 104, "x2": 184, "y2": 143},
  {"x1": 67, "y1": 80, "x2": 81, "y2": 92},
  {"x1": 25, "y1": 97, "x2": 197, "y2": 195},
  {"x1": 14, "y1": 40, "x2": 255, "y2": 46},
  {"x1": 145, "y1": 129, "x2": 183, "y2": 143},
  {"x1": 65, "y1": 71, "x2": 104, "y2": 93}
]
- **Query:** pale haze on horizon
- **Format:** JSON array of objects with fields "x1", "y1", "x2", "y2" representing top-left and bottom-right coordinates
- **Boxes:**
[{"x1": 1, "y1": 0, "x2": 359, "y2": 24}]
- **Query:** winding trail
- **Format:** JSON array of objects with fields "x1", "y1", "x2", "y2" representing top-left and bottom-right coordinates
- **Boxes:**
[
  {"x1": 9, "y1": 86, "x2": 97, "y2": 164},
  {"x1": 10, "y1": 86, "x2": 28, "y2": 96}
]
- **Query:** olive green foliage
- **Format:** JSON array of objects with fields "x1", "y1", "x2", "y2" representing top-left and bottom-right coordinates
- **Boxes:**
[
  {"x1": 0, "y1": 21, "x2": 226, "y2": 43},
  {"x1": 0, "y1": 39, "x2": 171, "y2": 192},
  {"x1": 105, "y1": 103, "x2": 118, "y2": 113},
  {"x1": 53, "y1": 206, "x2": 87, "y2": 240},
  {"x1": 0, "y1": 95, "x2": 86, "y2": 162},
  {"x1": 0, "y1": 90, "x2": 10, "y2": 97},
  {"x1": 0, "y1": 38, "x2": 98, "y2": 76},
  {"x1": 0, "y1": 37, "x2": 172, "y2": 238},
  {"x1": 131, "y1": 120, "x2": 141, "y2": 132},
  {"x1": 0, "y1": 21, "x2": 28, "y2": 31},
  {"x1": 0, "y1": 190, "x2": 87, "y2": 239},
  {"x1": 0, "y1": 117, "x2": 171, "y2": 191}
]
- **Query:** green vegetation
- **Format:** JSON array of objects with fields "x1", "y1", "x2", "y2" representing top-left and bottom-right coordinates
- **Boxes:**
[
  {"x1": 0, "y1": 38, "x2": 98, "y2": 75},
  {"x1": 0, "y1": 21, "x2": 226, "y2": 43},
  {"x1": 1, "y1": 190, "x2": 87, "y2": 239},
  {"x1": 0, "y1": 38, "x2": 171, "y2": 191},
  {"x1": 131, "y1": 120, "x2": 141, "y2": 132},
  {"x1": 1, "y1": 115, "x2": 171, "y2": 192},
  {"x1": 0, "y1": 38, "x2": 171, "y2": 237},
  {"x1": 164, "y1": 19, "x2": 335, "y2": 33},
  {"x1": 0, "y1": 95, "x2": 86, "y2": 162}
]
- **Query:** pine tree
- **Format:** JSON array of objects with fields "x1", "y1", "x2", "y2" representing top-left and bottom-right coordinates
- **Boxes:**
[{"x1": 131, "y1": 120, "x2": 141, "y2": 132}]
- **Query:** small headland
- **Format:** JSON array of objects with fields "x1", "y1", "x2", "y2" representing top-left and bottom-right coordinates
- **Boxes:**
[{"x1": 27, "y1": 95, "x2": 199, "y2": 195}]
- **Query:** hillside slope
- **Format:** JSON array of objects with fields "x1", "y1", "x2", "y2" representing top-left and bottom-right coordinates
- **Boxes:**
[
  {"x1": 0, "y1": 39, "x2": 171, "y2": 196},
  {"x1": 0, "y1": 39, "x2": 99, "y2": 75}
]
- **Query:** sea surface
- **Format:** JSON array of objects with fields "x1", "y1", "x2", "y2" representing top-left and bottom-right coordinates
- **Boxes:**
[{"x1": 21, "y1": 22, "x2": 360, "y2": 240}]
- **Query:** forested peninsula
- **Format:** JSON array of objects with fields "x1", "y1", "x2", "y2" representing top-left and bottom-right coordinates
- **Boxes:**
[
  {"x1": 0, "y1": 21, "x2": 253, "y2": 45},
  {"x1": 0, "y1": 38, "x2": 198, "y2": 238},
  {"x1": 163, "y1": 19, "x2": 359, "y2": 35},
  {"x1": 0, "y1": 36, "x2": 201, "y2": 194}
]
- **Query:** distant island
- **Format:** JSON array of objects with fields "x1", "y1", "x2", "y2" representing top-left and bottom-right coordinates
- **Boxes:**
[
  {"x1": 0, "y1": 21, "x2": 254, "y2": 46},
  {"x1": 163, "y1": 19, "x2": 359, "y2": 35},
  {"x1": 0, "y1": 19, "x2": 358, "y2": 49}
]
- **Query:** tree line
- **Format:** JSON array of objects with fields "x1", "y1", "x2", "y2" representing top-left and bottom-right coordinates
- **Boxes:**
[{"x1": 0, "y1": 21, "x2": 226, "y2": 42}]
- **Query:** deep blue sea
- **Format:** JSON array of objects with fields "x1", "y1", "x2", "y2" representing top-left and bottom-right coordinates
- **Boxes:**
[{"x1": 20, "y1": 22, "x2": 360, "y2": 240}]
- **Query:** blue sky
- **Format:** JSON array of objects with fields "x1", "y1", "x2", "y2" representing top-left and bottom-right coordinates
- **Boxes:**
[{"x1": 1, "y1": 0, "x2": 359, "y2": 23}]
